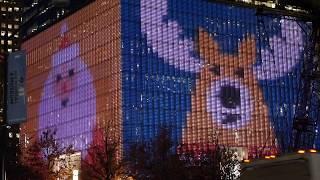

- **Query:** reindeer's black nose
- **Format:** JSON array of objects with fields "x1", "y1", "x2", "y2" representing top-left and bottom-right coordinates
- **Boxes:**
[{"x1": 220, "y1": 85, "x2": 241, "y2": 109}]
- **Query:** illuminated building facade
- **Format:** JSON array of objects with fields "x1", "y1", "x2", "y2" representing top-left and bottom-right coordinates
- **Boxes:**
[
  {"x1": 21, "y1": 0, "x2": 94, "y2": 39},
  {"x1": 20, "y1": 0, "x2": 320, "y2": 160}
]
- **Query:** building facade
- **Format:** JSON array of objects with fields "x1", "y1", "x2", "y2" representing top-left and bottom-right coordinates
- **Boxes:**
[
  {"x1": 21, "y1": 0, "x2": 94, "y2": 40},
  {"x1": 20, "y1": 0, "x2": 319, "y2": 161}
]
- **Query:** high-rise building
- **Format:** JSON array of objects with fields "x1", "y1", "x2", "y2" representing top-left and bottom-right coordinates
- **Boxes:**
[
  {"x1": 0, "y1": 2, "x2": 23, "y2": 178},
  {"x1": 20, "y1": 0, "x2": 320, "y2": 162},
  {"x1": 21, "y1": 0, "x2": 94, "y2": 39},
  {"x1": 0, "y1": 0, "x2": 22, "y2": 54}
]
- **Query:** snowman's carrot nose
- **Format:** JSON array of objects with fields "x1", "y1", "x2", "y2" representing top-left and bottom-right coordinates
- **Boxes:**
[{"x1": 62, "y1": 81, "x2": 69, "y2": 93}]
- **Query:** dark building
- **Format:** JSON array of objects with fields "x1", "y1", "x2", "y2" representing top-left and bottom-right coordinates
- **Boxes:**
[
  {"x1": 0, "y1": 0, "x2": 22, "y2": 161},
  {"x1": 0, "y1": 0, "x2": 22, "y2": 54},
  {"x1": 21, "y1": 0, "x2": 94, "y2": 39},
  {"x1": 0, "y1": 1, "x2": 23, "y2": 178}
]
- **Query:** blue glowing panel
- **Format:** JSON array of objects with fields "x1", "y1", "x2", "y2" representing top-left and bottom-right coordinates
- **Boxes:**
[{"x1": 121, "y1": 0, "x2": 315, "y2": 156}]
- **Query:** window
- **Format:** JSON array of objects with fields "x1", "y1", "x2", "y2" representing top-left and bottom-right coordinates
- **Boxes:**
[
  {"x1": 1, "y1": 7, "x2": 6, "y2": 11},
  {"x1": 8, "y1": 40, "x2": 12, "y2": 45},
  {"x1": 7, "y1": 31, "x2": 12, "y2": 37},
  {"x1": 7, "y1": 7, "x2": 12, "y2": 12},
  {"x1": 1, "y1": 23, "x2": 5, "y2": 28},
  {"x1": 7, "y1": 48, "x2": 12, "y2": 52},
  {"x1": 0, "y1": 40, "x2": 4, "y2": 45},
  {"x1": 14, "y1": 7, "x2": 19, "y2": 12},
  {"x1": 7, "y1": 24, "x2": 12, "y2": 29},
  {"x1": 8, "y1": 132, "x2": 13, "y2": 138},
  {"x1": 14, "y1": 24, "x2": 19, "y2": 29},
  {"x1": 0, "y1": 31, "x2": 5, "y2": 36}
]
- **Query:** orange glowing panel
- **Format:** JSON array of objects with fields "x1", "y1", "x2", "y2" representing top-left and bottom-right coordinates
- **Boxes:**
[
  {"x1": 182, "y1": 29, "x2": 275, "y2": 148},
  {"x1": 20, "y1": 0, "x2": 122, "y2": 159}
]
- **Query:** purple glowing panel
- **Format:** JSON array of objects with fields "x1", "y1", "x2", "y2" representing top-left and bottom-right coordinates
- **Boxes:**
[
  {"x1": 140, "y1": 0, "x2": 303, "y2": 77},
  {"x1": 38, "y1": 41, "x2": 96, "y2": 153}
]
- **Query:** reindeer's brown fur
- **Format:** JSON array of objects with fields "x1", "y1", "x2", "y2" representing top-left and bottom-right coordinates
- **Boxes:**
[{"x1": 182, "y1": 28, "x2": 276, "y2": 149}]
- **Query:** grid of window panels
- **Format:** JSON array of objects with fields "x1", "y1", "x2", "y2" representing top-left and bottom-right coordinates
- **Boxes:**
[
  {"x1": 121, "y1": 0, "x2": 316, "y2": 156},
  {"x1": 20, "y1": 0, "x2": 122, "y2": 157},
  {"x1": 20, "y1": 0, "x2": 319, "y2": 160}
]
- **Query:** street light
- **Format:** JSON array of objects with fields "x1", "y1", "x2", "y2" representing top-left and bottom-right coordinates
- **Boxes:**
[
  {"x1": 297, "y1": 150, "x2": 306, "y2": 154},
  {"x1": 309, "y1": 149, "x2": 317, "y2": 153}
]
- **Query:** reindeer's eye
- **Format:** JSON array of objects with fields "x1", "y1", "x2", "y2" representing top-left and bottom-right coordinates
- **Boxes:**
[
  {"x1": 210, "y1": 65, "x2": 220, "y2": 76},
  {"x1": 68, "y1": 69, "x2": 74, "y2": 77},
  {"x1": 235, "y1": 67, "x2": 244, "y2": 78},
  {"x1": 56, "y1": 74, "x2": 62, "y2": 82}
]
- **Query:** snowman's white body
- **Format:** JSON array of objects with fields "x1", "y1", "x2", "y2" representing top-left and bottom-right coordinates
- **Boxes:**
[{"x1": 38, "y1": 43, "x2": 96, "y2": 154}]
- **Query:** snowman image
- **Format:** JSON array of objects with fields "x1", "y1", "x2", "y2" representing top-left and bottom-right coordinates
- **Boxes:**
[{"x1": 38, "y1": 23, "x2": 96, "y2": 155}]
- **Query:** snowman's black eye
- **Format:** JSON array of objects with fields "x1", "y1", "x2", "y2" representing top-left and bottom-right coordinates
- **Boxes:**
[
  {"x1": 210, "y1": 65, "x2": 220, "y2": 76},
  {"x1": 56, "y1": 74, "x2": 62, "y2": 82},
  {"x1": 68, "y1": 69, "x2": 74, "y2": 77},
  {"x1": 235, "y1": 67, "x2": 244, "y2": 78}
]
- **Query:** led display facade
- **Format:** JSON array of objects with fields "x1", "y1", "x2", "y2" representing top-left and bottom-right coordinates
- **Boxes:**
[
  {"x1": 21, "y1": 0, "x2": 320, "y2": 159},
  {"x1": 21, "y1": 0, "x2": 122, "y2": 156},
  {"x1": 122, "y1": 0, "x2": 316, "y2": 156}
]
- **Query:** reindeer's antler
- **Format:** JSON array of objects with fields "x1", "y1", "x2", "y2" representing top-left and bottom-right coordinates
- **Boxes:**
[
  {"x1": 140, "y1": 0, "x2": 202, "y2": 73},
  {"x1": 141, "y1": 0, "x2": 304, "y2": 78},
  {"x1": 254, "y1": 18, "x2": 304, "y2": 80}
]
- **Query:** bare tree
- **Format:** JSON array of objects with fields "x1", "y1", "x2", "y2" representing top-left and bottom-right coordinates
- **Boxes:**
[
  {"x1": 128, "y1": 127, "x2": 187, "y2": 180},
  {"x1": 178, "y1": 140, "x2": 241, "y2": 180},
  {"x1": 22, "y1": 129, "x2": 75, "y2": 180},
  {"x1": 218, "y1": 148, "x2": 241, "y2": 180},
  {"x1": 81, "y1": 121, "x2": 125, "y2": 180}
]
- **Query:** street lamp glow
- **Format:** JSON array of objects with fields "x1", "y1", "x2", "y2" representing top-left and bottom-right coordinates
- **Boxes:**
[
  {"x1": 309, "y1": 149, "x2": 317, "y2": 153},
  {"x1": 73, "y1": 169, "x2": 79, "y2": 180},
  {"x1": 265, "y1": 156, "x2": 271, "y2": 159}
]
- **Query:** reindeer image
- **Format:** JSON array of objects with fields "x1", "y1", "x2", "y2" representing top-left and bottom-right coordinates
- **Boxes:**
[
  {"x1": 182, "y1": 29, "x2": 273, "y2": 147},
  {"x1": 140, "y1": 0, "x2": 303, "y2": 149}
]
